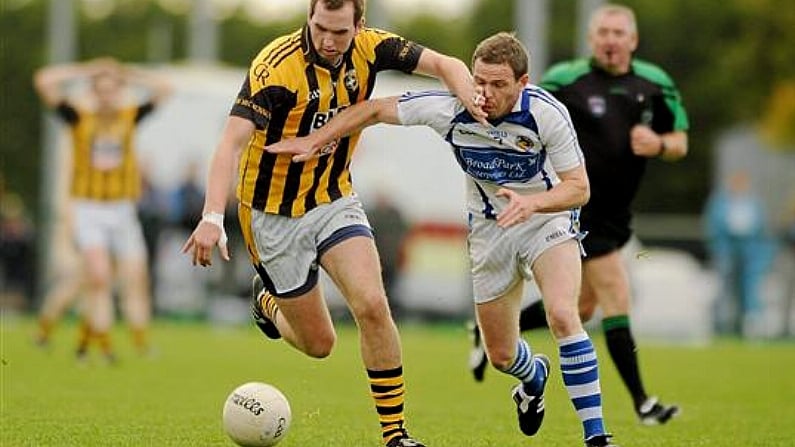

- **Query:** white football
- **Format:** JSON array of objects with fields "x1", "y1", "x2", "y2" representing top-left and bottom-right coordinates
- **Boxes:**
[{"x1": 222, "y1": 382, "x2": 292, "y2": 447}]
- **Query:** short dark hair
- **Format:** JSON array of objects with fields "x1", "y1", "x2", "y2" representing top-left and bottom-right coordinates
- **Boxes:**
[
  {"x1": 471, "y1": 32, "x2": 529, "y2": 80},
  {"x1": 309, "y1": 0, "x2": 366, "y2": 25}
]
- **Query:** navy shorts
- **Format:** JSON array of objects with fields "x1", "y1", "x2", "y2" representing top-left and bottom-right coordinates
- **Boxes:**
[{"x1": 580, "y1": 208, "x2": 632, "y2": 259}]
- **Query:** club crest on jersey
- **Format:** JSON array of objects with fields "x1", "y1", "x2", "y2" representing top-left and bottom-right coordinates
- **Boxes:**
[
  {"x1": 344, "y1": 69, "x2": 358, "y2": 91},
  {"x1": 588, "y1": 95, "x2": 606, "y2": 117},
  {"x1": 515, "y1": 135, "x2": 534, "y2": 151}
]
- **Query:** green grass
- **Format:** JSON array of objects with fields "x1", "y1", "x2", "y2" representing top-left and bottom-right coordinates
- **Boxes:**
[{"x1": 2, "y1": 316, "x2": 795, "y2": 446}]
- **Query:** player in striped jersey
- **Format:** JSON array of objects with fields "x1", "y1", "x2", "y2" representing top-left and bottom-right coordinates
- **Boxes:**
[
  {"x1": 264, "y1": 32, "x2": 618, "y2": 447},
  {"x1": 181, "y1": 1, "x2": 485, "y2": 446},
  {"x1": 34, "y1": 57, "x2": 171, "y2": 361}
]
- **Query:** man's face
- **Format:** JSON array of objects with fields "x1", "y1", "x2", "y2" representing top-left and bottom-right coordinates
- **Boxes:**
[
  {"x1": 308, "y1": 1, "x2": 360, "y2": 66},
  {"x1": 472, "y1": 60, "x2": 526, "y2": 120},
  {"x1": 92, "y1": 73, "x2": 122, "y2": 111},
  {"x1": 588, "y1": 11, "x2": 637, "y2": 75}
]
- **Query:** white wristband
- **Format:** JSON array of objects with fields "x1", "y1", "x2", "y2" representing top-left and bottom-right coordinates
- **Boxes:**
[{"x1": 202, "y1": 211, "x2": 228, "y2": 248}]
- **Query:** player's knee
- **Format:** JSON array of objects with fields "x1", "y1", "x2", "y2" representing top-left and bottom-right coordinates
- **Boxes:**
[
  {"x1": 546, "y1": 304, "x2": 581, "y2": 335},
  {"x1": 349, "y1": 291, "x2": 391, "y2": 327},
  {"x1": 85, "y1": 271, "x2": 111, "y2": 292},
  {"x1": 487, "y1": 347, "x2": 515, "y2": 371},
  {"x1": 303, "y1": 332, "x2": 336, "y2": 359}
]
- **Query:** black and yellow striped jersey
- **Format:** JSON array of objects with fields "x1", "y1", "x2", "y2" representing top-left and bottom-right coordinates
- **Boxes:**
[
  {"x1": 56, "y1": 102, "x2": 154, "y2": 201},
  {"x1": 231, "y1": 25, "x2": 424, "y2": 217}
]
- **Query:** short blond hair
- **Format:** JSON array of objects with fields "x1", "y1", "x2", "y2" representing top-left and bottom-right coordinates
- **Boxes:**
[{"x1": 471, "y1": 32, "x2": 529, "y2": 81}]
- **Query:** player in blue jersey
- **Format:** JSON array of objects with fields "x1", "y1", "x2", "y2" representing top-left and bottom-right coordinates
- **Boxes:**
[
  {"x1": 469, "y1": 4, "x2": 689, "y2": 426},
  {"x1": 265, "y1": 32, "x2": 618, "y2": 447}
]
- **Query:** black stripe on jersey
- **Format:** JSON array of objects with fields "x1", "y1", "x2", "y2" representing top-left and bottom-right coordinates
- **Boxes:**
[
  {"x1": 265, "y1": 34, "x2": 301, "y2": 67},
  {"x1": 250, "y1": 87, "x2": 296, "y2": 210},
  {"x1": 270, "y1": 38, "x2": 302, "y2": 70},
  {"x1": 364, "y1": 61, "x2": 378, "y2": 100},
  {"x1": 341, "y1": 51, "x2": 360, "y2": 102},
  {"x1": 326, "y1": 137, "x2": 350, "y2": 202},
  {"x1": 277, "y1": 65, "x2": 321, "y2": 216},
  {"x1": 302, "y1": 65, "x2": 333, "y2": 212}
]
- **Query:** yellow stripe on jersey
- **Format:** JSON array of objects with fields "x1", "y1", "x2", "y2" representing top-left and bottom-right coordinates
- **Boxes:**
[
  {"x1": 233, "y1": 26, "x2": 423, "y2": 217},
  {"x1": 69, "y1": 106, "x2": 142, "y2": 201}
]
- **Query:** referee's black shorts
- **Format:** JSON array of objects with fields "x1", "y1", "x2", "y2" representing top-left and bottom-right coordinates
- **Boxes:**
[{"x1": 580, "y1": 207, "x2": 632, "y2": 260}]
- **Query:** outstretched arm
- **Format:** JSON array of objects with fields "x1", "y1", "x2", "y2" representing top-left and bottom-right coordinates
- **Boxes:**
[
  {"x1": 414, "y1": 49, "x2": 487, "y2": 125},
  {"x1": 265, "y1": 96, "x2": 402, "y2": 162}
]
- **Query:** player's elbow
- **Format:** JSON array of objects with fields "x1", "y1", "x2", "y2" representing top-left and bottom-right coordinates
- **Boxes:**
[{"x1": 575, "y1": 181, "x2": 590, "y2": 207}]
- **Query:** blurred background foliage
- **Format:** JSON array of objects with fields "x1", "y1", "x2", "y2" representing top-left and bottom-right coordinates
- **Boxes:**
[{"x1": 1, "y1": 0, "x2": 794, "y2": 219}]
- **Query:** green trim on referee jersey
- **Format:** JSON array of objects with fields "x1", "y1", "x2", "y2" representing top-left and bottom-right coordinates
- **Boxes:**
[
  {"x1": 538, "y1": 58, "x2": 591, "y2": 92},
  {"x1": 539, "y1": 57, "x2": 690, "y2": 132}
]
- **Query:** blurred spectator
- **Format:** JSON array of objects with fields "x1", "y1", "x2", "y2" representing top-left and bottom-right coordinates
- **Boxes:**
[
  {"x1": 138, "y1": 166, "x2": 171, "y2": 297},
  {"x1": 33, "y1": 57, "x2": 172, "y2": 359},
  {"x1": 0, "y1": 192, "x2": 35, "y2": 311},
  {"x1": 704, "y1": 169, "x2": 776, "y2": 336},
  {"x1": 170, "y1": 162, "x2": 205, "y2": 233},
  {"x1": 781, "y1": 195, "x2": 795, "y2": 336},
  {"x1": 366, "y1": 192, "x2": 409, "y2": 318}
]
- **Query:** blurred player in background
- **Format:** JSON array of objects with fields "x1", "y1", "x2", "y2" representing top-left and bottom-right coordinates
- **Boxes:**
[
  {"x1": 34, "y1": 57, "x2": 172, "y2": 361},
  {"x1": 265, "y1": 31, "x2": 618, "y2": 447},
  {"x1": 181, "y1": 1, "x2": 486, "y2": 446},
  {"x1": 469, "y1": 4, "x2": 689, "y2": 426}
]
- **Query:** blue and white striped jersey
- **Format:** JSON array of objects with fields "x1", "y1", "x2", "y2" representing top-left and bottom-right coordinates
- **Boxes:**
[{"x1": 396, "y1": 85, "x2": 584, "y2": 218}]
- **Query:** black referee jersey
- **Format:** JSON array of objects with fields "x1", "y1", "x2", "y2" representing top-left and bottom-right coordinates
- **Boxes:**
[{"x1": 539, "y1": 58, "x2": 689, "y2": 216}]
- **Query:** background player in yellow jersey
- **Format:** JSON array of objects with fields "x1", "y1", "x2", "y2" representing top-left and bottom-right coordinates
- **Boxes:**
[
  {"x1": 34, "y1": 57, "x2": 172, "y2": 361},
  {"x1": 182, "y1": 1, "x2": 485, "y2": 445}
]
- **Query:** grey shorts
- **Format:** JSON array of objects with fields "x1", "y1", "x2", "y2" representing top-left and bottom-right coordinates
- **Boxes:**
[
  {"x1": 468, "y1": 209, "x2": 582, "y2": 304},
  {"x1": 239, "y1": 195, "x2": 373, "y2": 298}
]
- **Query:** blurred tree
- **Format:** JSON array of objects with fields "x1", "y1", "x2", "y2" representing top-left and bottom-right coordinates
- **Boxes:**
[
  {"x1": 760, "y1": 80, "x2": 795, "y2": 151},
  {"x1": 392, "y1": 12, "x2": 471, "y2": 62},
  {"x1": 1, "y1": 0, "x2": 47, "y2": 213},
  {"x1": 2, "y1": 0, "x2": 793, "y2": 219},
  {"x1": 219, "y1": 11, "x2": 303, "y2": 67},
  {"x1": 467, "y1": 0, "x2": 515, "y2": 55}
]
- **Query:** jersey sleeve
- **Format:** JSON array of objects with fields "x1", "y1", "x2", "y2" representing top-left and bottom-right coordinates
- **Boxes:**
[
  {"x1": 135, "y1": 102, "x2": 155, "y2": 123},
  {"x1": 229, "y1": 37, "x2": 298, "y2": 130},
  {"x1": 358, "y1": 28, "x2": 424, "y2": 74},
  {"x1": 54, "y1": 102, "x2": 79, "y2": 126},
  {"x1": 633, "y1": 59, "x2": 689, "y2": 132},
  {"x1": 396, "y1": 90, "x2": 460, "y2": 136}
]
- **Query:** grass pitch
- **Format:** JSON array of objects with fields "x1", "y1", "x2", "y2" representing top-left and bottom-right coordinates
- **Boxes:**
[{"x1": 2, "y1": 316, "x2": 794, "y2": 446}]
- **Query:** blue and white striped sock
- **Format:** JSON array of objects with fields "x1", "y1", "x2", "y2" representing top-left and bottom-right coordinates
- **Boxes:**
[
  {"x1": 558, "y1": 332, "x2": 606, "y2": 440},
  {"x1": 505, "y1": 339, "x2": 545, "y2": 393}
]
